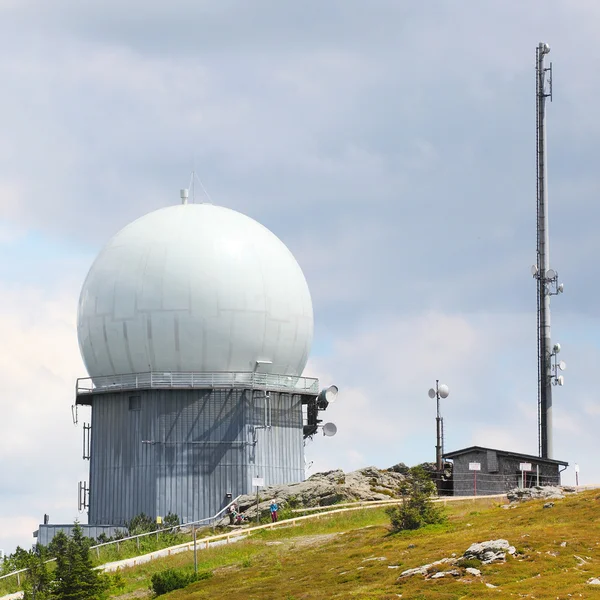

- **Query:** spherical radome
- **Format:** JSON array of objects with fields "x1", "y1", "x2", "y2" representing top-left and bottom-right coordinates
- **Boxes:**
[{"x1": 77, "y1": 204, "x2": 314, "y2": 378}]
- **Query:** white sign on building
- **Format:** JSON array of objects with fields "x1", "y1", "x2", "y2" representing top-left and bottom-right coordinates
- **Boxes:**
[{"x1": 468, "y1": 462, "x2": 481, "y2": 471}]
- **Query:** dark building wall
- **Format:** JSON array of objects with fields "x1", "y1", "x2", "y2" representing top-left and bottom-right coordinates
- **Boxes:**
[
  {"x1": 450, "y1": 449, "x2": 562, "y2": 496},
  {"x1": 88, "y1": 388, "x2": 304, "y2": 526}
]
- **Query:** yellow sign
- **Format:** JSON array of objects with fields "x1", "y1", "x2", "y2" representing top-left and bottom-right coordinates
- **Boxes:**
[{"x1": 156, "y1": 516, "x2": 163, "y2": 524}]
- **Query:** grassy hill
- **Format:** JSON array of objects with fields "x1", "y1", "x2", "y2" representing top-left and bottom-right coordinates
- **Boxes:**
[{"x1": 102, "y1": 490, "x2": 600, "y2": 599}]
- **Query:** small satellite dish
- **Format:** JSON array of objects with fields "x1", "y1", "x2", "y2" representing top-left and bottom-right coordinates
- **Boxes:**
[
  {"x1": 546, "y1": 269, "x2": 556, "y2": 280},
  {"x1": 323, "y1": 423, "x2": 337, "y2": 437},
  {"x1": 428, "y1": 388, "x2": 436, "y2": 399},
  {"x1": 553, "y1": 342, "x2": 561, "y2": 354},
  {"x1": 557, "y1": 375, "x2": 564, "y2": 386},
  {"x1": 558, "y1": 361, "x2": 566, "y2": 371},
  {"x1": 324, "y1": 385, "x2": 339, "y2": 403},
  {"x1": 531, "y1": 265, "x2": 538, "y2": 276},
  {"x1": 558, "y1": 283, "x2": 564, "y2": 293},
  {"x1": 438, "y1": 384, "x2": 450, "y2": 399}
]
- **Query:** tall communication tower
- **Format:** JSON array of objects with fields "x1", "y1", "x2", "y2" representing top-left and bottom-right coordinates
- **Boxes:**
[{"x1": 533, "y1": 42, "x2": 565, "y2": 459}]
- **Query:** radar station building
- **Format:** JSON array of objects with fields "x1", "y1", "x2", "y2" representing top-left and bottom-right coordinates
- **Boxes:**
[
  {"x1": 37, "y1": 195, "x2": 338, "y2": 542},
  {"x1": 443, "y1": 446, "x2": 568, "y2": 496}
]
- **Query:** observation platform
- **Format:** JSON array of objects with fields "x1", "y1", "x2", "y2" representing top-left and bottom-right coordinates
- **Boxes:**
[{"x1": 75, "y1": 371, "x2": 320, "y2": 405}]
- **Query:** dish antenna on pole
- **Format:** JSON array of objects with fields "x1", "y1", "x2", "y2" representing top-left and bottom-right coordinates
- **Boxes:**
[
  {"x1": 429, "y1": 381, "x2": 450, "y2": 473},
  {"x1": 322, "y1": 423, "x2": 337, "y2": 437}
]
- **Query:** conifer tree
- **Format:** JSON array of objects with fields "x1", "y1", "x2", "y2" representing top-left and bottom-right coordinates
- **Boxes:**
[
  {"x1": 22, "y1": 548, "x2": 50, "y2": 600},
  {"x1": 50, "y1": 523, "x2": 108, "y2": 600}
]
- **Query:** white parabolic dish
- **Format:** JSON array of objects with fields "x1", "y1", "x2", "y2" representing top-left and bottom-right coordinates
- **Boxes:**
[{"x1": 77, "y1": 203, "x2": 314, "y2": 378}]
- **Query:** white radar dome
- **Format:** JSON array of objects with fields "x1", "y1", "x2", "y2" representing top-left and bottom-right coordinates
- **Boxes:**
[{"x1": 77, "y1": 204, "x2": 314, "y2": 378}]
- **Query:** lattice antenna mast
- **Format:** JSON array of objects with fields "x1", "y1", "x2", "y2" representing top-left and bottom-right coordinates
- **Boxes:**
[{"x1": 533, "y1": 42, "x2": 564, "y2": 459}]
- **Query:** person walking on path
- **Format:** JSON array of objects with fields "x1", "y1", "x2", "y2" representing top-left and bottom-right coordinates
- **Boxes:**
[{"x1": 270, "y1": 499, "x2": 278, "y2": 522}]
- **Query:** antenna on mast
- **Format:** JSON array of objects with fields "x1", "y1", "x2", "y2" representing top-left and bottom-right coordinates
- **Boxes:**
[{"x1": 533, "y1": 42, "x2": 564, "y2": 459}]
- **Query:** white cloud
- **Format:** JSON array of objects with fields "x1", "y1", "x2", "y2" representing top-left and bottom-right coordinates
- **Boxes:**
[{"x1": 0, "y1": 281, "x2": 89, "y2": 552}]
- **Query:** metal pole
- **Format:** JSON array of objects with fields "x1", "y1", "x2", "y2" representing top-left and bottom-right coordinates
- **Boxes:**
[
  {"x1": 435, "y1": 381, "x2": 442, "y2": 472},
  {"x1": 256, "y1": 482, "x2": 260, "y2": 525},
  {"x1": 193, "y1": 526, "x2": 197, "y2": 574},
  {"x1": 536, "y1": 42, "x2": 553, "y2": 458}
]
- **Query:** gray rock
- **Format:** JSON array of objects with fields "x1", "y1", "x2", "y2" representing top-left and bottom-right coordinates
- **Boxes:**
[
  {"x1": 543, "y1": 502, "x2": 554, "y2": 509},
  {"x1": 430, "y1": 571, "x2": 447, "y2": 579},
  {"x1": 486, "y1": 583, "x2": 498, "y2": 588},
  {"x1": 588, "y1": 578, "x2": 600, "y2": 585},
  {"x1": 464, "y1": 539, "x2": 515, "y2": 564},
  {"x1": 399, "y1": 567, "x2": 428, "y2": 578},
  {"x1": 216, "y1": 466, "x2": 408, "y2": 524},
  {"x1": 507, "y1": 485, "x2": 577, "y2": 503},
  {"x1": 465, "y1": 567, "x2": 481, "y2": 576},
  {"x1": 430, "y1": 569, "x2": 459, "y2": 579},
  {"x1": 398, "y1": 557, "x2": 456, "y2": 579}
]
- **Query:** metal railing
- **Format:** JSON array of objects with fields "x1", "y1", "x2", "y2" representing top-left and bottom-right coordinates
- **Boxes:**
[
  {"x1": 76, "y1": 372, "x2": 319, "y2": 396},
  {"x1": 0, "y1": 496, "x2": 241, "y2": 585},
  {"x1": 87, "y1": 495, "x2": 242, "y2": 557}
]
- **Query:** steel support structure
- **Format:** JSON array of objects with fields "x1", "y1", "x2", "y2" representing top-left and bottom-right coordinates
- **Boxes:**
[{"x1": 536, "y1": 42, "x2": 553, "y2": 458}]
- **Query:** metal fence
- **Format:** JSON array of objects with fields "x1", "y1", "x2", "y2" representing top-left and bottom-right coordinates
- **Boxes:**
[{"x1": 76, "y1": 372, "x2": 320, "y2": 396}]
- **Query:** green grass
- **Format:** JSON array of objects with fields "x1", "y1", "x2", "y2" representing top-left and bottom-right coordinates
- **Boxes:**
[
  {"x1": 5, "y1": 493, "x2": 600, "y2": 599},
  {"x1": 98, "y1": 492, "x2": 600, "y2": 599}
]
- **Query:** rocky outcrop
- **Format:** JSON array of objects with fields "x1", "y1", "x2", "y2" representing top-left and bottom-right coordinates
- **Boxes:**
[
  {"x1": 398, "y1": 539, "x2": 515, "y2": 580},
  {"x1": 218, "y1": 467, "x2": 406, "y2": 524},
  {"x1": 398, "y1": 557, "x2": 458, "y2": 579},
  {"x1": 463, "y1": 539, "x2": 516, "y2": 564},
  {"x1": 507, "y1": 486, "x2": 576, "y2": 503}
]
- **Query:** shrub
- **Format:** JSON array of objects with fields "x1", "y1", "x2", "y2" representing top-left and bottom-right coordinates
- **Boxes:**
[
  {"x1": 127, "y1": 513, "x2": 157, "y2": 535},
  {"x1": 386, "y1": 467, "x2": 446, "y2": 532},
  {"x1": 96, "y1": 533, "x2": 110, "y2": 544},
  {"x1": 287, "y1": 495, "x2": 300, "y2": 509},
  {"x1": 163, "y1": 512, "x2": 180, "y2": 528},
  {"x1": 150, "y1": 568, "x2": 211, "y2": 596}
]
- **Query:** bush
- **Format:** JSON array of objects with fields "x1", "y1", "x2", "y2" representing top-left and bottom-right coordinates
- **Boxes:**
[
  {"x1": 163, "y1": 512, "x2": 180, "y2": 528},
  {"x1": 127, "y1": 513, "x2": 157, "y2": 535},
  {"x1": 386, "y1": 466, "x2": 446, "y2": 532},
  {"x1": 150, "y1": 568, "x2": 211, "y2": 596}
]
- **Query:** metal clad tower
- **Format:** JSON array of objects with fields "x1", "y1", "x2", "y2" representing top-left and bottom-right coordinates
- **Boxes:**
[
  {"x1": 74, "y1": 200, "x2": 335, "y2": 526},
  {"x1": 534, "y1": 42, "x2": 564, "y2": 459}
]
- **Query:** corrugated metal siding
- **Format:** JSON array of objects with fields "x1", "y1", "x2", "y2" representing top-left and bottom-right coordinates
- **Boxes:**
[
  {"x1": 36, "y1": 525, "x2": 125, "y2": 546},
  {"x1": 88, "y1": 388, "x2": 304, "y2": 526}
]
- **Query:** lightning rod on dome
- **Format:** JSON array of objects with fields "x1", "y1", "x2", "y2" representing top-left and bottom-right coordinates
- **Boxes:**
[{"x1": 187, "y1": 169, "x2": 214, "y2": 204}]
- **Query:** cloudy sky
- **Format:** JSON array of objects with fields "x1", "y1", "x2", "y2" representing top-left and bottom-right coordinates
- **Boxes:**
[{"x1": 2, "y1": 0, "x2": 600, "y2": 553}]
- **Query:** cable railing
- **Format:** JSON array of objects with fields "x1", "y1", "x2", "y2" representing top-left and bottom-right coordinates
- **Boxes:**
[
  {"x1": 87, "y1": 495, "x2": 242, "y2": 557},
  {"x1": 0, "y1": 496, "x2": 241, "y2": 586},
  {"x1": 76, "y1": 372, "x2": 319, "y2": 396}
]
